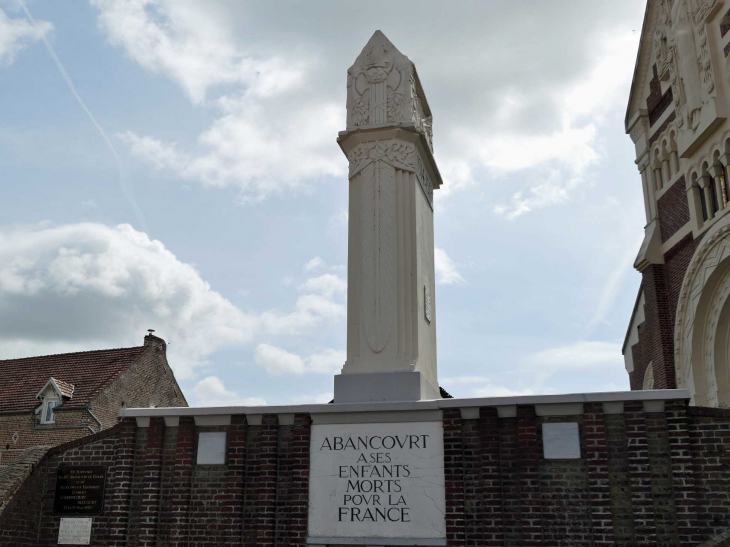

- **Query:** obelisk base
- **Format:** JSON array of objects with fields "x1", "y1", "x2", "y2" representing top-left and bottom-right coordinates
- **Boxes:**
[{"x1": 334, "y1": 370, "x2": 441, "y2": 403}]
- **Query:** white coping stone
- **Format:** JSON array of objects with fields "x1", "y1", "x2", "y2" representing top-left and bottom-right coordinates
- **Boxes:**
[
  {"x1": 312, "y1": 410, "x2": 442, "y2": 425},
  {"x1": 643, "y1": 400, "x2": 665, "y2": 413},
  {"x1": 460, "y1": 408, "x2": 480, "y2": 420},
  {"x1": 308, "y1": 421, "x2": 446, "y2": 542},
  {"x1": 496, "y1": 405, "x2": 517, "y2": 418},
  {"x1": 135, "y1": 417, "x2": 150, "y2": 428},
  {"x1": 603, "y1": 402, "x2": 624, "y2": 415},
  {"x1": 535, "y1": 403, "x2": 584, "y2": 417},
  {"x1": 58, "y1": 518, "x2": 92, "y2": 545},
  {"x1": 194, "y1": 415, "x2": 231, "y2": 427},
  {"x1": 307, "y1": 539, "x2": 447, "y2": 546},
  {"x1": 278, "y1": 413, "x2": 295, "y2": 425},
  {"x1": 197, "y1": 432, "x2": 227, "y2": 465},
  {"x1": 120, "y1": 389, "x2": 691, "y2": 419},
  {"x1": 164, "y1": 416, "x2": 180, "y2": 427},
  {"x1": 247, "y1": 414, "x2": 263, "y2": 425},
  {"x1": 542, "y1": 423, "x2": 581, "y2": 459}
]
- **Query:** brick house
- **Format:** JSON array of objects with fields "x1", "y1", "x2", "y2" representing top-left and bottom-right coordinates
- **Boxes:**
[
  {"x1": 0, "y1": 333, "x2": 187, "y2": 469},
  {"x1": 623, "y1": 0, "x2": 730, "y2": 406}
]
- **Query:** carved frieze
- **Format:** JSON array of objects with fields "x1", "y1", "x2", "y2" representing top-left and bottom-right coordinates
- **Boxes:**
[
  {"x1": 348, "y1": 140, "x2": 415, "y2": 179},
  {"x1": 346, "y1": 31, "x2": 434, "y2": 152}
]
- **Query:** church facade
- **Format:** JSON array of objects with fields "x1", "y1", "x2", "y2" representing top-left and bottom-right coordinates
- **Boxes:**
[{"x1": 624, "y1": 0, "x2": 730, "y2": 407}]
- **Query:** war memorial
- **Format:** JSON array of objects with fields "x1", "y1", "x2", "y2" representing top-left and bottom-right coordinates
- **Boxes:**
[{"x1": 4, "y1": 10, "x2": 730, "y2": 546}]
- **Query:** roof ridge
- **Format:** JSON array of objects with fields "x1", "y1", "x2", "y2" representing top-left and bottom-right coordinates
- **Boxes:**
[{"x1": 0, "y1": 345, "x2": 145, "y2": 363}]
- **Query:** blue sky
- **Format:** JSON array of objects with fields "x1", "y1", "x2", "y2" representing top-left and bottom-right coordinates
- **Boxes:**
[{"x1": 0, "y1": 0, "x2": 646, "y2": 406}]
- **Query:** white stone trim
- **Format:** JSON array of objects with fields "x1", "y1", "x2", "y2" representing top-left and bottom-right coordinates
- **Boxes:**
[
  {"x1": 496, "y1": 405, "x2": 517, "y2": 418},
  {"x1": 535, "y1": 403, "x2": 584, "y2": 417},
  {"x1": 460, "y1": 407, "x2": 480, "y2": 420},
  {"x1": 246, "y1": 414, "x2": 263, "y2": 426},
  {"x1": 277, "y1": 414, "x2": 295, "y2": 425},
  {"x1": 164, "y1": 416, "x2": 179, "y2": 427},
  {"x1": 603, "y1": 402, "x2": 624, "y2": 415},
  {"x1": 312, "y1": 410, "x2": 442, "y2": 425},
  {"x1": 135, "y1": 417, "x2": 150, "y2": 428},
  {"x1": 194, "y1": 415, "x2": 231, "y2": 426},
  {"x1": 120, "y1": 389, "x2": 691, "y2": 419},
  {"x1": 643, "y1": 400, "x2": 665, "y2": 413},
  {"x1": 307, "y1": 538, "x2": 446, "y2": 546}
]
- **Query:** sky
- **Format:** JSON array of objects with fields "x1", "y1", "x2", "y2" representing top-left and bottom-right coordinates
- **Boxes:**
[{"x1": 0, "y1": 0, "x2": 648, "y2": 406}]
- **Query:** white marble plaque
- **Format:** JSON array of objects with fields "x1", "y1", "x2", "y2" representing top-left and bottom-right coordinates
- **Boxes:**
[
  {"x1": 542, "y1": 422, "x2": 581, "y2": 459},
  {"x1": 58, "y1": 517, "x2": 92, "y2": 545},
  {"x1": 308, "y1": 421, "x2": 445, "y2": 542},
  {"x1": 197, "y1": 432, "x2": 227, "y2": 464}
]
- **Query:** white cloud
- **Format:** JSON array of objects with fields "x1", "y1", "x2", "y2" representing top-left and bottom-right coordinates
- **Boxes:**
[
  {"x1": 304, "y1": 256, "x2": 325, "y2": 272},
  {"x1": 255, "y1": 343, "x2": 304, "y2": 375},
  {"x1": 254, "y1": 343, "x2": 344, "y2": 376},
  {"x1": 0, "y1": 7, "x2": 51, "y2": 68},
  {"x1": 90, "y1": 0, "x2": 304, "y2": 104},
  {"x1": 305, "y1": 348, "x2": 345, "y2": 375},
  {"x1": 0, "y1": 222, "x2": 345, "y2": 378},
  {"x1": 434, "y1": 248, "x2": 464, "y2": 285},
  {"x1": 525, "y1": 341, "x2": 623, "y2": 372},
  {"x1": 441, "y1": 376, "x2": 535, "y2": 398},
  {"x1": 117, "y1": 94, "x2": 343, "y2": 202},
  {"x1": 192, "y1": 376, "x2": 266, "y2": 406},
  {"x1": 299, "y1": 273, "x2": 346, "y2": 299},
  {"x1": 94, "y1": 1, "x2": 641, "y2": 211},
  {"x1": 290, "y1": 392, "x2": 334, "y2": 404}
]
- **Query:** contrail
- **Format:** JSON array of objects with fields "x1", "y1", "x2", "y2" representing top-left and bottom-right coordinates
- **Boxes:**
[{"x1": 19, "y1": 1, "x2": 148, "y2": 233}]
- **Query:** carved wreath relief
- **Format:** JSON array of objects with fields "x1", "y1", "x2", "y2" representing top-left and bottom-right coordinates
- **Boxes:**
[
  {"x1": 654, "y1": 0, "x2": 717, "y2": 132},
  {"x1": 346, "y1": 33, "x2": 434, "y2": 152}
]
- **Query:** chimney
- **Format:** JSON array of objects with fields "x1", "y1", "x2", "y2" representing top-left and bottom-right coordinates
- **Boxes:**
[{"x1": 144, "y1": 329, "x2": 166, "y2": 351}]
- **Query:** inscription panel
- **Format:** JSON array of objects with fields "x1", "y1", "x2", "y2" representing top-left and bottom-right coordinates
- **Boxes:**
[
  {"x1": 308, "y1": 421, "x2": 445, "y2": 542},
  {"x1": 53, "y1": 466, "x2": 107, "y2": 515},
  {"x1": 58, "y1": 518, "x2": 92, "y2": 545}
]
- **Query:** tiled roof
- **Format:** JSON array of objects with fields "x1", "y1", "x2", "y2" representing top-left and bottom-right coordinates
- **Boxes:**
[
  {"x1": 0, "y1": 346, "x2": 147, "y2": 413},
  {"x1": 52, "y1": 378, "x2": 75, "y2": 399}
]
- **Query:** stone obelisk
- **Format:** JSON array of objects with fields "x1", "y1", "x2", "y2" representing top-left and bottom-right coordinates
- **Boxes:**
[{"x1": 334, "y1": 31, "x2": 443, "y2": 403}]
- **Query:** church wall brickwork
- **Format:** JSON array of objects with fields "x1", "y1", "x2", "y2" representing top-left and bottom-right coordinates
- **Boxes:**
[
  {"x1": 3, "y1": 404, "x2": 730, "y2": 547},
  {"x1": 629, "y1": 233, "x2": 704, "y2": 392},
  {"x1": 658, "y1": 176, "x2": 690, "y2": 243}
]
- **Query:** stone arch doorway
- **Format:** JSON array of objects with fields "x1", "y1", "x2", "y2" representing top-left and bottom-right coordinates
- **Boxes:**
[{"x1": 675, "y1": 217, "x2": 730, "y2": 406}]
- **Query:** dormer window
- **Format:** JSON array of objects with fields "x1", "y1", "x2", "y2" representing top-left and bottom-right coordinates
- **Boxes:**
[
  {"x1": 35, "y1": 377, "x2": 74, "y2": 425},
  {"x1": 41, "y1": 400, "x2": 59, "y2": 424}
]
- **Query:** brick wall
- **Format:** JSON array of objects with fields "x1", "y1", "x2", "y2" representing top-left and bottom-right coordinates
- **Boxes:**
[
  {"x1": 3, "y1": 403, "x2": 730, "y2": 546},
  {"x1": 658, "y1": 176, "x2": 690, "y2": 243}
]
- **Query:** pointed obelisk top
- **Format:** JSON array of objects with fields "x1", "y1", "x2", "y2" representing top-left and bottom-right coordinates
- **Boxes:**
[{"x1": 345, "y1": 30, "x2": 433, "y2": 152}]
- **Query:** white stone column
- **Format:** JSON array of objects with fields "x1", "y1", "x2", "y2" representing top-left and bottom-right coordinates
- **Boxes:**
[
  {"x1": 661, "y1": 158, "x2": 671, "y2": 184},
  {"x1": 670, "y1": 150, "x2": 679, "y2": 175},
  {"x1": 653, "y1": 167, "x2": 663, "y2": 190},
  {"x1": 335, "y1": 31, "x2": 442, "y2": 403},
  {"x1": 701, "y1": 175, "x2": 715, "y2": 219},
  {"x1": 709, "y1": 164, "x2": 726, "y2": 210}
]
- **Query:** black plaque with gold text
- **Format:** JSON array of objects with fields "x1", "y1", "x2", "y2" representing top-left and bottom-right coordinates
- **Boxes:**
[{"x1": 53, "y1": 466, "x2": 107, "y2": 515}]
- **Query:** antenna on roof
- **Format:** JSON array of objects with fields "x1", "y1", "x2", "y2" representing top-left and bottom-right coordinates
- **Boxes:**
[{"x1": 147, "y1": 329, "x2": 155, "y2": 334}]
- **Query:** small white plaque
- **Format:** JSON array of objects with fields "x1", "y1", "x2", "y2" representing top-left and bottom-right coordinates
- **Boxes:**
[
  {"x1": 309, "y1": 421, "x2": 445, "y2": 542},
  {"x1": 542, "y1": 422, "x2": 581, "y2": 459},
  {"x1": 197, "y1": 432, "x2": 227, "y2": 464},
  {"x1": 58, "y1": 517, "x2": 92, "y2": 545}
]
